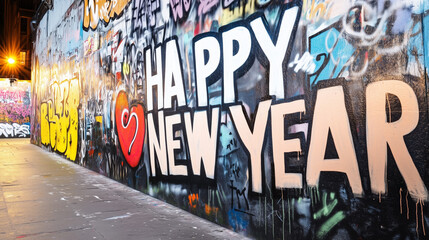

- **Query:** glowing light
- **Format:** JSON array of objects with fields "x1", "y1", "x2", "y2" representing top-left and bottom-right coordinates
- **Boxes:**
[{"x1": 7, "y1": 58, "x2": 15, "y2": 64}]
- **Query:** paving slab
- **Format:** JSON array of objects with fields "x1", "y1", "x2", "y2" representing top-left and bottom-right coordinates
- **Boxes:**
[{"x1": 0, "y1": 139, "x2": 248, "y2": 240}]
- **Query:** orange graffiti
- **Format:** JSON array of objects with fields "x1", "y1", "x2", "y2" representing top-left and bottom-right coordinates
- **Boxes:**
[
  {"x1": 83, "y1": 0, "x2": 131, "y2": 30},
  {"x1": 188, "y1": 193, "x2": 199, "y2": 209},
  {"x1": 204, "y1": 204, "x2": 219, "y2": 216}
]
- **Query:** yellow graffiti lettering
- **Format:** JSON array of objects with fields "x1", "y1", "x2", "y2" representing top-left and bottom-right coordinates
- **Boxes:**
[
  {"x1": 56, "y1": 81, "x2": 70, "y2": 153},
  {"x1": 48, "y1": 100, "x2": 57, "y2": 150},
  {"x1": 66, "y1": 78, "x2": 80, "y2": 161},
  {"x1": 40, "y1": 102, "x2": 50, "y2": 145},
  {"x1": 220, "y1": 0, "x2": 255, "y2": 26},
  {"x1": 40, "y1": 76, "x2": 80, "y2": 161},
  {"x1": 83, "y1": 0, "x2": 131, "y2": 30}
]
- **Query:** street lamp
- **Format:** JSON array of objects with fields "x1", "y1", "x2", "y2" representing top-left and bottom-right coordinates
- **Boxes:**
[
  {"x1": 7, "y1": 58, "x2": 16, "y2": 65},
  {"x1": 6, "y1": 57, "x2": 17, "y2": 85}
]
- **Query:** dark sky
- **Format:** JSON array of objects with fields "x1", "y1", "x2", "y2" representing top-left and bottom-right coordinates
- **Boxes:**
[{"x1": 0, "y1": 0, "x2": 41, "y2": 43}]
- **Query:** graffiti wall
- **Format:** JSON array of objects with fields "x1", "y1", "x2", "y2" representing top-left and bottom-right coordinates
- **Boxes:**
[
  {"x1": 0, "y1": 79, "x2": 31, "y2": 138},
  {"x1": 31, "y1": 0, "x2": 429, "y2": 239}
]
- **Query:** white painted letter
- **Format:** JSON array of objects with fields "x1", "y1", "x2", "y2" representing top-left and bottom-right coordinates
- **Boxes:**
[
  {"x1": 222, "y1": 26, "x2": 252, "y2": 104},
  {"x1": 148, "y1": 111, "x2": 168, "y2": 176},
  {"x1": 194, "y1": 36, "x2": 221, "y2": 107},
  {"x1": 164, "y1": 39, "x2": 186, "y2": 109},
  {"x1": 145, "y1": 46, "x2": 163, "y2": 111},
  {"x1": 307, "y1": 86, "x2": 363, "y2": 196},
  {"x1": 272, "y1": 99, "x2": 305, "y2": 189},
  {"x1": 229, "y1": 100, "x2": 271, "y2": 193},
  {"x1": 250, "y1": 6, "x2": 299, "y2": 100},
  {"x1": 184, "y1": 108, "x2": 220, "y2": 179},
  {"x1": 165, "y1": 114, "x2": 187, "y2": 176},
  {"x1": 367, "y1": 80, "x2": 428, "y2": 201}
]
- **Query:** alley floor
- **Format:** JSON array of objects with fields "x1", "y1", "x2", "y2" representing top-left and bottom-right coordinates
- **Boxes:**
[{"x1": 0, "y1": 139, "x2": 247, "y2": 240}]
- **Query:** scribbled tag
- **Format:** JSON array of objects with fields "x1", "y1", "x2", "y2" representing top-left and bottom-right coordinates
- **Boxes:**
[{"x1": 115, "y1": 91, "x2": 145, "y2": 168}]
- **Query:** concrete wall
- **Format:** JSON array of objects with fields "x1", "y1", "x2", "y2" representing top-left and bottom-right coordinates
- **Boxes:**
[
  {"x1": 31, "y1": 0, "x2": 429, "y2": 239},
  {"x1": 0, "y1": 79, "x2": 31, "y2": 138}
]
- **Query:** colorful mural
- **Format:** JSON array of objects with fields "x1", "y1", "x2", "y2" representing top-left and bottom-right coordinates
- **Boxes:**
[
  {"x1": 31, "y1": 0, "x2": 429, "y2": 239},
  {"x1": 0, "y1": 79, "x2": 31, "y2": 138}
]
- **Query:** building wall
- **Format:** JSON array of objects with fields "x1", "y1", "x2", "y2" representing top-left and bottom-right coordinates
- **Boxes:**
[
  {"x1": 0, "y1": 79, "x2": 31, "y2": 138},
  {"x1": 31, "y1": 0, "x2": 429, "y2": 239}
]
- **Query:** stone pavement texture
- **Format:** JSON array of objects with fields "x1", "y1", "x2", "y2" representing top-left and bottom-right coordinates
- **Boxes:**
[{"x1": 0, "y1": 139, "x2": 248, "y2": 240}]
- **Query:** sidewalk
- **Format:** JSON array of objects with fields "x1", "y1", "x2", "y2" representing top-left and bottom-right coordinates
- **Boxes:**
[{"x1": 0, "y1": 139, "x2": 248, "y2": 240}]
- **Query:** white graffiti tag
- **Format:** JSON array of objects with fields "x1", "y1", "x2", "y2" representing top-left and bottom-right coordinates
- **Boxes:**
[{"x1": 0, "y1": 123, "x2": 30, "y2": 138}]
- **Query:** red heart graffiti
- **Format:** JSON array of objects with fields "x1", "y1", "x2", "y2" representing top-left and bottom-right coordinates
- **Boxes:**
[{"x1": 115, "y1": 91, "x2": 145, "y2": 168}]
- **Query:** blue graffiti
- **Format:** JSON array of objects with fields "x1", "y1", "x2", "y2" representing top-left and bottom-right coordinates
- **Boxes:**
[
  {"x1": 309, "y1": 28, "x2": 355, "y2": 86},
  {"x1": 228, "y1": 209, "x2": 249, "y2": 232}
]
